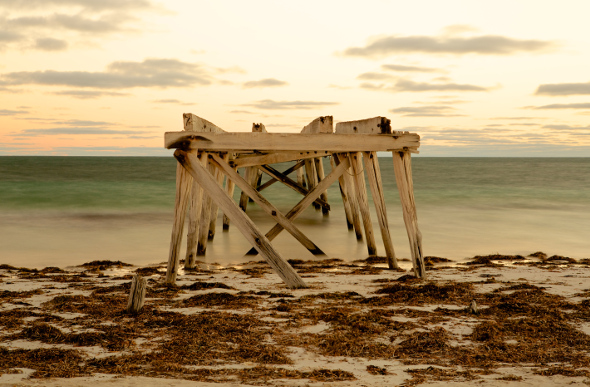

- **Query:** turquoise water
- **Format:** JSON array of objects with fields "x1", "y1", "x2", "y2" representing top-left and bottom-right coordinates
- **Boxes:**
[{"x1": 1, "y1": 156, "x2": 589, "y2": 268}]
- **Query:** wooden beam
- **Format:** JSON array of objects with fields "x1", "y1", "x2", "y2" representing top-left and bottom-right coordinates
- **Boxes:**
[
  {"x1": 230, "y1": 151, "x2": 331, "y2": 168},
  {"x1": 301, "y1": 116, "x2": 333, "y2": 134},
  {"x1": 257, "y1": 164, "x2": 330, "y2": 211},
  {"x1": 245, "y1": 158, "x2": 349, "y2": 255},
  {"x1": 349, "y1": 152, "x2": 377, "y2": 256},
  {"x1": 335, "y1": 116, "x2": 391, "y2": 134},
  {"x1": 183, "y1": 113, "x2": 226, "y2": 133},
  {"x1": 392, "y1": 151, "x2": 425, "y2": 278},
  {"x1": 175, "y1": 150, "x2": 307, "y2": 289},
  {"x1": 165, "y1": 132, "x2": 420, "y2": 152},
  {"x1": 210, "y1": 154, "x2": 325, "y2": 256},
  {"x1": 165, "y1": 162, "x2": 192, "y2": 285},
  {"x1": 363, "y1": 151, "x2": 398, "y2": 269}
]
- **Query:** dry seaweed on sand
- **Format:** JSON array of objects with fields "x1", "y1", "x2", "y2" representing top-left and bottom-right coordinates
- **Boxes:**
[{"x1": 366, "y1": 281, "x2": 475, "y2": 306}]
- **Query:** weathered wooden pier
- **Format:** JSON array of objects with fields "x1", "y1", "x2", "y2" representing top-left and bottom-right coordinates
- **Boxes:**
[{"x1": 164, "y1": 113, "x2": 424, "y2": 289}]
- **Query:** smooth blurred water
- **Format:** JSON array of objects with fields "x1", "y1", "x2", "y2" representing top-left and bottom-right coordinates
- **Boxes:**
[{"x1": 1, "y1": 156, "x2": 589, "y2": 268}]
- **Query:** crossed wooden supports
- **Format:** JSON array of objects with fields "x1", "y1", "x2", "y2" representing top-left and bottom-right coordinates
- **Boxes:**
[{"x1": 164, "y1": 113, "x2": 425, "y2": 289}]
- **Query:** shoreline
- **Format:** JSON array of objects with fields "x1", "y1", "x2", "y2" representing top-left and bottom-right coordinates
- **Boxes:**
[{"x1": 2, "y1": 253, "x2": 590, "y2": 386}]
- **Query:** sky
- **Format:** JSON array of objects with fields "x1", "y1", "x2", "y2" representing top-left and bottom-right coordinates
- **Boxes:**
[{"x1": 1, "y1": 0, "x2": 590, "y2": 157}]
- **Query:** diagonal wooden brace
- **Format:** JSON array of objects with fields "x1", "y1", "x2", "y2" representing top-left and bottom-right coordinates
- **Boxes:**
[
  {"x1": 245, "y1": 157, "x2": 350, "y2": 255},
  {"x1": 174, "y1": 149, "x2": 307, "y2": 289},
  {"x1": 257, "y1": 160, "x2": 305, "y2": 192},
  {"x1": 209, "y1": 153, "x2": 326, "y2": 256}
]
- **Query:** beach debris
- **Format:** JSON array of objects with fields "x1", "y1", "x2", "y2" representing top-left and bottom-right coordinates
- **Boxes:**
[
  {"x1": 469, "y1": 299, "x2": 479, "y2": 314},
  {"x1": 126, "y1": 274, "x2": 147, "y2": 313}
]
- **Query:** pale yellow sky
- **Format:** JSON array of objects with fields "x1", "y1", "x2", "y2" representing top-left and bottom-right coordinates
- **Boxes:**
[{"x1": 1, "y1": 0, "x2": 590, "y2": 156}]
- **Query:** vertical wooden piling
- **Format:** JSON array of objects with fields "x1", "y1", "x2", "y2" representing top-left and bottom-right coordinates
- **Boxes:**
[
  {"x1": 197, "y1": 154, "x2": 213, "y2": 256},
  {"x1": 297, "y1": 167, "x2": 306, "y2": 188},
  {"x1": 334, "y1": 153, "x2": 363, "y2": 240},
  {"x1": 208, "y1": 152, "x2": 229, "y2": 240},
  {"x1": 165, "y1": 162, "x2": 192, "y2": 285},
  {"x1": 223, "y1": 163, "x2": 237, "y2": 230},
  {"x1": 331, "y1": 155, "x2": 354, "y2": 230},
  {"x1": 349, "y1": 152, "x2": 377, "y2": 256},
  {"x1": 314, "y1": 157, "x2": 329, "y2": 215},
  {"x1": 185, "y1": 153, "x2": 206, "y2": 269},
  {"x1": 363, "y1": 151, "x2": 398, "y2": 269},
  {"x1": 392, "y1": 150, "x2": 425, "y2": 278}
]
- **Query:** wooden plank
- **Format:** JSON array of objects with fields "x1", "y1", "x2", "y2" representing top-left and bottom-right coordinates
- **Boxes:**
[
  {"x1": 165, "y1": 132, "x2": 420, "y2": 152},
  {"x1": 335, "y1": 116, "x2": 392, "y2": 134},
  {"x1": 350, "y1": 152, "x2": 377, "y2": 255},
  {"x1": 230, "y1": 151, "x2": 331, "y2": 168},
  {"x1": 257, "y1": 160, "x2": 305, "y2": 192},
  {"x1": 331, "y1": 155, "x2": 353, "y2": 230},
  {"x1": 165, "y1": 162, "x2": 192, "y2": 285},
  {"x1": 183, "y1": 113, "x2": 226, "y2": 133},
  {"x1": 334, "y1": 153, "x2": 363, "y2": 240},
  {"x1": 363, "y1": 151, "x2": 398, "y2": 269},
  {"x1": 246, "y1": 158, "x2": 349, "y2": 255},
  {"x1": 392, "y1": 150, "x2": 426, "y2": 278},
  {"x1": 257, "y1": 164, "x2": 330, "y2": 211},
  {"x1": 197, "y1": 154, "x2": 213, "y2": 256},
  {"x1": 210, "y1": 154, "x2": 325, "y2": 256},
  {"x1": 208, "y1": 152, "x2": 229, "y2": 240},
  {"x1": 301, "y1": 116, "x2": 333, "y2": 134},
  {"x1": 185, "y1": 153, "x2": 206, "y2": 269},
  {"x1": 175, "y1": 150, "x2": 307, "y2": 289}
]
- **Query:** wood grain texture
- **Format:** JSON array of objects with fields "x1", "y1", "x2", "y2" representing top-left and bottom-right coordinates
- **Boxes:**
[
  {"x1": 335, "y1": 117, "x2": 391, "y2": 134},
  {"x1": 349, "y1": 152, "x2": 377, "y2": 255},
  {"x1": 197, "y1": 154, "x2": 213, "y2": 256},
  {"x1": 185, "y1": 153, "x2": 206, "y2": 269},
  {"x1": 334, "y1": 153, "x2": 363, "y2": 240},
  {"x1": 183, "y1": 113, "x2": 226, "y2": 133},
  {"x1": 331, "y1": 155, "x2": 353, "y2": 230},
  {"x1": 126, "y1": 274, "x2": 147, "y2": 313}
]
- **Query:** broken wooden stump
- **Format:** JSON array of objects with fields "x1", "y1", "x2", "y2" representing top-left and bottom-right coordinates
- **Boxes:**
[{"x1": 126, "y1": 274, "x2": 147, "y2": 313}]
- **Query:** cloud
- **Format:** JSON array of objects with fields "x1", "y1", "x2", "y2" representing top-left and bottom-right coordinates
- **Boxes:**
[
  {"x1": 53, "y1": 90, "x2": 128, "y2": 99},
  {"x1": 356, "y1": 72, "x2": 395, "y2": 81},
  {"x1": 152, "y1": 99, "x2": 194, "y2": 105},
  {"x1": 0, "y1": 109, "x2": 29, "y2": 116},
  {"x1": 244, "y1": 99, "x2": 339, "y2": 110},
  {"x1": 342, "y1": 33, "x2": 556, "y2": 58},
  {"x1": 381, "y1": 64, "x2": 442, "y2": 73},
  {"x1": 242, "y1": 78, "x2": 288, "y2": 89},
  {"x1": 18, "y1": 128, "x2": 148, "y2": 135},
  {"x1": 34, "y1": 38, "x2": 68, "y2": 51},
  {"x1": 390, "y1": 105, "x2": 464, "y2": 117},
  {"x1": 361, "y1": 79, "x2": 489, "y2": 93},
  {"x1": 529, "y1": 102, "x2": 590, "y2": 110},
  {"x1": 0, "y1": 58, "x2": 212, "y2": 89},
  {"x1": 0, "y1": 30, "x2": 23, "y2": 43},
  {"x1": 535, "y1": 82, "x2": 590, "y2": 96},
  {"x1": 1, "y1": 0, "x2": 153, "y2": 10},
  {"x1": 542, "y1": 124, "x2": 590, "y2": 131}
]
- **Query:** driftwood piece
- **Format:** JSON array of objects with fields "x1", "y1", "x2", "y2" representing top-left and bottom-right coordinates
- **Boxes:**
[
  {"x1": 246, "y1": 157, "x2": 350, "y2": 255},
  {"x1": 363, "y1": 151, "x2": 398, "y2": 269},
  {"x1": 165, "y1": 132, "x2": 420, "y2": 152},
  {"x1": 210, "y1": 154, "x2": 325, "y2": 255},
  {"x1": 392, "y1": 150, "x2": 425, "y2": 278},
  {"x1": 334, "y1": 116, "x2": 392, "y2": 134},
  {"x1": 165, "y1": 163, "x2": 192, "y2": 285},
  {"x1": 350, "y1": 152, "x2": 377, "y2": 255},
  {"x1": 126, "y1": 274, "x2": 147, "y2": 313},
  {"x1": 334, "y1": 153, "x2": 363, "y2": 240},
  {"x1": 175, "y1": 150, "x2": 307, "y2": 289}
]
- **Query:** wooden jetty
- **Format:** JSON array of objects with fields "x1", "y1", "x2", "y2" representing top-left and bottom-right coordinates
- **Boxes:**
[{"x1": 164, "y1": 113, "x2": 425, "y2": 289}]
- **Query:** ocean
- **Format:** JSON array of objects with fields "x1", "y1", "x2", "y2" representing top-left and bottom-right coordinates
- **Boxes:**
[{"x1": 1, "y1": 156, "x2": 589, "y2": 269}]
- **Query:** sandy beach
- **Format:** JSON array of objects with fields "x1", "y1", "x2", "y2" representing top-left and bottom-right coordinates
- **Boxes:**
[{"x1": 1, "y1": 253, "x2": 590, "y2": 386}]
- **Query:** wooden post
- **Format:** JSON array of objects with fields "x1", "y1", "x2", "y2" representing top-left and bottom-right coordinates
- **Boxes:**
[
  {"x1": 222, "y1": 163, "x2": 237, "y2": 231},
  {"x1": 331, "y1": 155, "x2": 354, "y2": 230},
  {"x1": 363, "y1": 151, "x2": 398, "y2": 269},
  {"x1": 350, "y1": 152, "x2": 377, "y2": 256},
  {"x1": 208, "y1": 152, "x2": 229, "y2": 240},
  {"x1": 126, "y1": 274, "x2": 147, "y2": 313},
  {"x1": 165, "y1": 162, "x2": 192, "y2": 285},
  {"x1": 334, "y1": 153, "x2": 363, "y2": 240},
  {"x1": 197, "y1": 154, "x2": 213, "y2": 256},
  {"x1": 392, "y1": 150, "x2": 425, "y2": 278},
  {"x1": 314, "y1": 157, "x2": 329, "y2": 215},
  {"x1": 185, "y1": 153, "x2": 206, "y2": 269},
  {"x1": 297, "y1": 167, "x2": 306, "y2": 189},
  {"x1": 175, "y1": 150, "x2": 307, "y2": 289}
]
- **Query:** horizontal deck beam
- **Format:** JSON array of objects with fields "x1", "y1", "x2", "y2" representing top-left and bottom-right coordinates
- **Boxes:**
[{"x1": 165, "y1": 132, "x2": 420, "y2": 152}]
